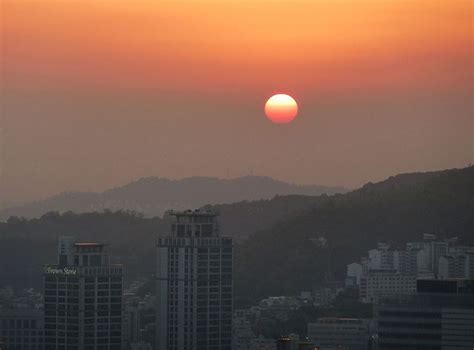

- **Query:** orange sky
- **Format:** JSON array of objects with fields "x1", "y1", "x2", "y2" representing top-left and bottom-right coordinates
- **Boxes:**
[
  {"x1": 4, "y1": 0, "x2": 472, "y2": 96},
  {"x1": 1, "y1": 0, "x2": 473, "y2": 205}
]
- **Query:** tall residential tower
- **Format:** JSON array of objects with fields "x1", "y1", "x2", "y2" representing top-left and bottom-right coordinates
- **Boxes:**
[
  {"x1": 43, "y1": 237, "x2": 123, "y2": 349},
  {"x1": 156, "y1": 209, "x2": 233, "y2": 350}
]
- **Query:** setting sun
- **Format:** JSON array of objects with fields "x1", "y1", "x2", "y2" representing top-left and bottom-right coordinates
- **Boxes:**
[{"x1": 265, "y1": 94, "x2": 298, "y2": 124}]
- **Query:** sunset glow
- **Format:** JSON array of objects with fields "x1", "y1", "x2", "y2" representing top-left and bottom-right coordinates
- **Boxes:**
[
  {"x1": 3, "y1": 0, "x2": 472, "y2": 97},
  {"x1": 2, "y1": 0, "x2": 473, "y2": 204}
]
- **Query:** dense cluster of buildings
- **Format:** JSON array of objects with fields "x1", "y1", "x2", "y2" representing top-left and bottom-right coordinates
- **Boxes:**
[
  {"x1": 1, "y1": 221, "x2": 474, "y2": 350},
  {"x1": 230, "y1": 234, "x2": 474, "y2": 350},
  {"x1": 346, "y1": 234, "x2": 474, "y2": 303},
  {"x1": 230, "y1": 286, "x2": 374, "y2": 350}
]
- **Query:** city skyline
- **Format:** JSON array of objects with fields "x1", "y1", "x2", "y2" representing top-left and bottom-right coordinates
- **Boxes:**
[{"x1": 2, "y1": 230, "x2": 474, "y2": 349}]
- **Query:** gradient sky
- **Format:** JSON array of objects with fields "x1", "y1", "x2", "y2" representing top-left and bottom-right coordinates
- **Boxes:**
[{"x1": 1, "y1": 0, "x2": 473, "y2": 205}]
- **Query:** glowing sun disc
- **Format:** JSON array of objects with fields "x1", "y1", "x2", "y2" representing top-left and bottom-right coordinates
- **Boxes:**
[{"x1": 265, "y1": 94, "x2": 298, "y2": 124}]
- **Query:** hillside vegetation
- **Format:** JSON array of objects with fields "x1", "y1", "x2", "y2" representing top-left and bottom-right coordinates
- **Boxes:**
[
  {"x1": 0, "y1": 176, "x2": 345, "y2": 220},
  {"x1": 1, "y1": 166, "x2": 472, "y2": 307}
]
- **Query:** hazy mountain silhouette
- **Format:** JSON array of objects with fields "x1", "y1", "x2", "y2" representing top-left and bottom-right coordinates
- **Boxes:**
[{"x1": 0, "y1": 176, "x2": 346, "y2": 220}]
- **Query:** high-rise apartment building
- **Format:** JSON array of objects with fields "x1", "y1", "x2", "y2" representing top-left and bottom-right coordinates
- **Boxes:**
[
  {"x1": 43, "y1": 237, "x2": 123, "y2": 350},
  {"x1": 156, "y1": 209, "x2": 233, "y2": 350}
]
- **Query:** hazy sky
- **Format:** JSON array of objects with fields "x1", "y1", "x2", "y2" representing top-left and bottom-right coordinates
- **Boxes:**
[{"x1": 1, "y1": 0, "x2": 473, "y2": 205}]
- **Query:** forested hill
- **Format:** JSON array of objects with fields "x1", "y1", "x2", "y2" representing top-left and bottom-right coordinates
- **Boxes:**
[
  {"x1": 0, "y1": 176, "x2": 346, "y2": 220},
  {"x1": 234, "y1": 166, "x2": 474, "y2": 304}
]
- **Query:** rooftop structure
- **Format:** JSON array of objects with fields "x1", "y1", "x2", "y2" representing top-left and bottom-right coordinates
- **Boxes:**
[{"x1": 168, "y1": 209, "x2": 221, "y2": 238}]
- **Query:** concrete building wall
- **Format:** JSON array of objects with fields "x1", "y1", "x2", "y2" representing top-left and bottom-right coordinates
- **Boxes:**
[
  {"x1": 441, "y1": 308, "x2": 474, "y2": 349},
  {"x1": 0, "y1": 309, "x2": 44, "y2": 350},
  {"x1": 308, "y1": 318, "x2": 369, "y2": 350}
]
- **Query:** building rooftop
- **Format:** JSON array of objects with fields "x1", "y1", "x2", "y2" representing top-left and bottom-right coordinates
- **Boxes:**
[
  {"x1": 74, "y1": 242, "x2": 107, "y2": 246},
  {"x1": 169, "y1": 209, "x2": 218, "y2": 217},
  {"x1": 316, "y1": 317, "x2": 365, "y2": 324}
]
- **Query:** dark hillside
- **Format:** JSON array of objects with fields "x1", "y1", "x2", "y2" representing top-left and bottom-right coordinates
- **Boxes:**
[{"x1": 235, "y1": 166, "x2": 474, "y2": 304}]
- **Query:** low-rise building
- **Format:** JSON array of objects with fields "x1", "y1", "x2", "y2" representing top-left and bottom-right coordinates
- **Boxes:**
[
  {"x1": 359, "y1": 271, "x2": 416, "y2": 303},
  {"x1": 0, "y1": 308, "x2": 44, "y2": 350},
  {"x1": 233, "y1": 309, "x2": 256, "y2": 350},
  {"x1": 308, "y1": 318, "x2": 370, "y2": 350}
]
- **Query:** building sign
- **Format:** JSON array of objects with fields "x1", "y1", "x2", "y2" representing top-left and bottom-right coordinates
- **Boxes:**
[{"x1": 44, "y1": 266, "x2": 78, "y2": 275}]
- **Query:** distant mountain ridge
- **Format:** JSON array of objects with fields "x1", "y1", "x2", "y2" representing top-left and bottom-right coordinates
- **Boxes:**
[{"x1": 0, "y1": 176, "x2": 347, "y2": 220}]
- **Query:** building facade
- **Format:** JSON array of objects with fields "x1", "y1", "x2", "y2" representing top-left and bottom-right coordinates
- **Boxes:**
[
  {"x1": 233, "y1": 309, "x2": 255, "y2": 350},
  {"x1": 43, "y1": 238, "x2": 123, "y2": 350},
  {"x1": 307, "y1": 318, "x2": 370, "y2": 350},
  {"x1": 156, "y1": 210, "x2": 233, "y2": 350},
  {"x1": 376, "y1": 279, "x2": 474, "y2": 350},
  {"x1": 359, "y1": 271, "x2": 416, "y2": 303},
  {"x1": 0, "y1": 308, "x2": 44, "y2": 350}
]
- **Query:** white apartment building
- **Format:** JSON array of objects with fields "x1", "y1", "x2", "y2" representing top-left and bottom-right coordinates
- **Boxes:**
[{"x1": 359, "y1": 271, "x2": 416, "y2": 303}]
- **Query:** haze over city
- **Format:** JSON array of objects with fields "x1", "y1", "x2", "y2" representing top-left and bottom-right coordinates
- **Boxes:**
[{"x1": 2, "y1": 0, "x2": 473, "y2": 205}]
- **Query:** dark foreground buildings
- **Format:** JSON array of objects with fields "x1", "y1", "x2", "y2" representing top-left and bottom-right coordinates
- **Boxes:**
[
  {"x1": 376, "y1": 279, "x2": 474, "y2": 350},
  {"x1": 43, "y1": 237, "x2": 123, "y2": 349},
  {"x1": 276, "y1": 335, "x2": 317, "y2": 350},
  {"x1": 0, "y1": 308, "x2": 44, "y2": 349},
  {"x1": 156, "y1": 209, "x2": 233, "y2": 350},
  {"x1": 307, "y1": 317, "x2": 371, "y2": 350}
]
